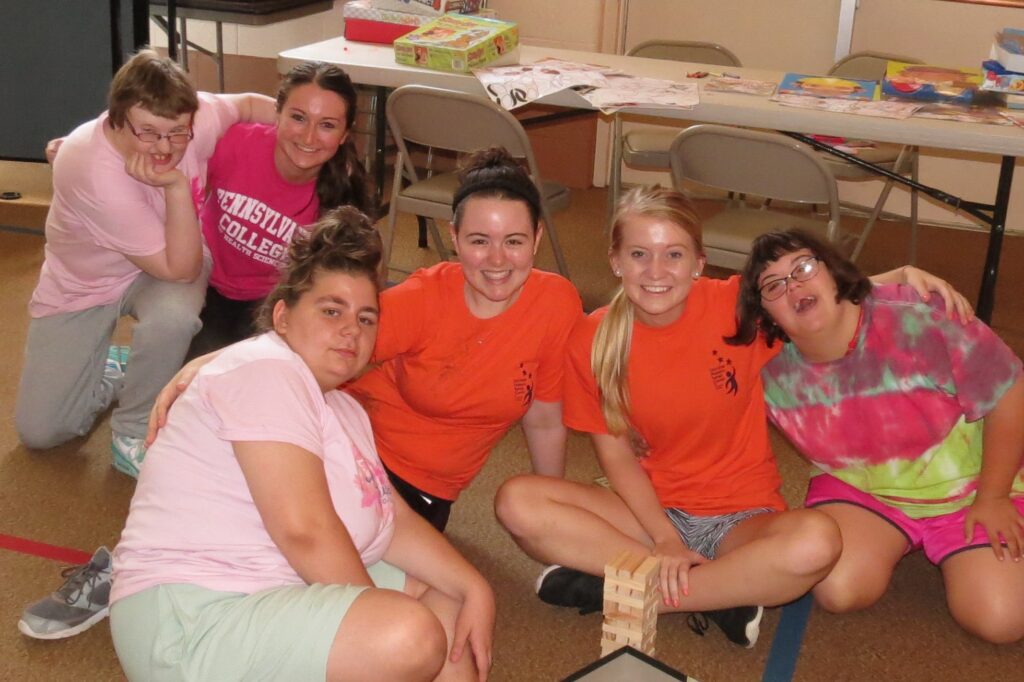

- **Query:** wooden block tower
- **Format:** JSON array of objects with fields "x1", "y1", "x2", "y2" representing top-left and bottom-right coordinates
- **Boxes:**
[{"x1": 601, "y1": 550, "x2": 661, "y2": 657}]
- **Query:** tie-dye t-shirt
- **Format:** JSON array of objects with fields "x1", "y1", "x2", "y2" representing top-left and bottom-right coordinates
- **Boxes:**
[{"x1": 762, "y1": 284, "x2": 1023, "y2": 519}]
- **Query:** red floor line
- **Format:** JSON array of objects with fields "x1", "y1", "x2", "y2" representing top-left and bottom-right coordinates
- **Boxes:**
[{"x1": 0, "y1": 533, "x2": 94, "y2": 565}]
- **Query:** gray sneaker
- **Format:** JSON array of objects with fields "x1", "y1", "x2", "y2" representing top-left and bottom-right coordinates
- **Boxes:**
[{"x1": 18, "y1": 546, "x2": 113, "y2": 640}]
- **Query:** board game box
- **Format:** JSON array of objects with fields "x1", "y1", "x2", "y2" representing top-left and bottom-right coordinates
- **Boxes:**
[{"x1": 394, "y1": 14, "x2": 519, "y2": 73}]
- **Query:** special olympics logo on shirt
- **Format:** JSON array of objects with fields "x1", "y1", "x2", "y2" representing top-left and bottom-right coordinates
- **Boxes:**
[
  {"x1": 514, "y1": 361, "x2": 537, "y2": 406},
  {"x1": 710, "y1": 349, "x2": 738, "y2": 396}
]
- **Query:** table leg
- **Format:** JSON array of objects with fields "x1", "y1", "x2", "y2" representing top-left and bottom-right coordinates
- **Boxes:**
[
  {"x1": 179, "y1": 17, "x2": 189, "y2": 71},
  {"x1": 167, "y1": 0, "x2": 177, "y2": 60},
  {"x1": 215, "y1": 21, "x2": 225, "y2": 92},
  {"x1": 374, "y1": 86, "x2": 388, "y2": 212},
  {"x1": 976, "y1": 156, "x2": 1014, "y2": 324}
]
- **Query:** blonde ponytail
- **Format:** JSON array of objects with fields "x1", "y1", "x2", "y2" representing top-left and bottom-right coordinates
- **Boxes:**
[{"x1": 592, "y1": 287, "x2": 635, "y2": 435}]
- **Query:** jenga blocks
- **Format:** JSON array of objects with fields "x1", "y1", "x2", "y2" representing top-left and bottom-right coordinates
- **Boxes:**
[{"x1": 601, "y1": 550, "x2": 660, "y2": 657}]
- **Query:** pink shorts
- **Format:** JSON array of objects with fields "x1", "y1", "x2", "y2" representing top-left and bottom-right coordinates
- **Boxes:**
[{"x1": 805, "y1": 474, "x2": 1024, "y2": 565}]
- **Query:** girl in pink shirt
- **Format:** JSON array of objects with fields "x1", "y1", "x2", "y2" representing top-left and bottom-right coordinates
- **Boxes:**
[
  {"x1": 14, "y1": 49, "x2": 275, "y2": 476},
  {"x1": 111, "y1": 208, "x2": 495, "y2": 681}
]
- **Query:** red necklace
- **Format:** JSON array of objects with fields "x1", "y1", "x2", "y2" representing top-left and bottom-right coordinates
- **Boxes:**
[{"x1": 846, "y1": 306, "x2": 864, "y2": 355}]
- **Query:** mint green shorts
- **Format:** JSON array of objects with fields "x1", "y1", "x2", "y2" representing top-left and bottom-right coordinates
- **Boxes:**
[{"x1": 110, "y1": 561, "x2": 405, "y2": 681}]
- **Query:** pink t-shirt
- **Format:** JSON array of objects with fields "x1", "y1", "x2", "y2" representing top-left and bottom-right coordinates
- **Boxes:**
[
  {"x1": 28, "y1": 92, "x2": 240, "y2": 318},
  {"x1": 111, "y1": 332, "x2": 396, "y2": 603},
  {"x1": 202, "y1": 123, "x2": 320, "y2": 301}
]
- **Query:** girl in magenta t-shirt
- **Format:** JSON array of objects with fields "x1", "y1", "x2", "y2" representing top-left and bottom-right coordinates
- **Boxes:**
[{"x1": 185, "y1": 62, "x2": 374, "y2": 360}]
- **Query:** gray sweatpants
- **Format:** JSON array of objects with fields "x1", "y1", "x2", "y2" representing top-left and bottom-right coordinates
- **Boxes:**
[{"x1": 15, "y1": 260, "x2": 209, "y2": 448}]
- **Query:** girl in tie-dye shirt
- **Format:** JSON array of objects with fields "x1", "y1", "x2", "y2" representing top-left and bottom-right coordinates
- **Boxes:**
[{"x1": 729, "y1": 229, "x2": 1024, "y2": 645}]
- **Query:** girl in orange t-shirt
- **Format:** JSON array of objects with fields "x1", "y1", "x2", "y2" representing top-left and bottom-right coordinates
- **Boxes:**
[
  {"x1": 347, "y1": 147, "x2": 582, "y2": 531},
  {"x1": 495, "y1": 186, "x2": 969, "y2": 648}
]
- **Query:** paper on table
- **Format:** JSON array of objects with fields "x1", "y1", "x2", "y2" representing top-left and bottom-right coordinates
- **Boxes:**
[
  {"x1": 473, "y1": 57, "x2": 616, "y2": 110},
  {"x1": 473, "y1": 58, "x2": 699, "y2": 113},
  {"x1": 577, "y1": 75, "x2": 699, "y2": 113},
  {"x1": 913, "y1": 103, "x2": 1016, "y2": 125},
  {"x1": 703, "y1": 77, "x2": 777, "y2": 97},
  {"x1": 773, "y1": 94, "x2": 920, "y2": 119}
]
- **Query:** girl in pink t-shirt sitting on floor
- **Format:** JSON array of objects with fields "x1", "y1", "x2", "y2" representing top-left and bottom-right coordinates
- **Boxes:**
[{"x1": 110, "y1": 208, "x2": 495, "y2": 681}]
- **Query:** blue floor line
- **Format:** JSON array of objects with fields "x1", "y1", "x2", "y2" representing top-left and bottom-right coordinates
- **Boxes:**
[{"x1": 762, "y1": 594, "x2": 813, "y2": 682}]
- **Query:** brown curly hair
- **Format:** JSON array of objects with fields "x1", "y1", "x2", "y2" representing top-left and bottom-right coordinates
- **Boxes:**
[{"x1": 255, "y1": 206, "x2": 382, "y2": 331}]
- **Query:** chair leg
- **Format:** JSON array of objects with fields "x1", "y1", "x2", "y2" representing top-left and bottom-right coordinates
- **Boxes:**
[
  {"x1": 425, "y1": 218, "x2": 451, "y2": 262},
  {"x1": 851, "y1": 145, "x2": 915, "y2": 264},
  {"x1": 380, "y1": 157, "x2": 405, "y2": 278},
  {"x1": 416, "y1": 217, "x2": 429, "y2": 248},
  {"x1": 850, "y1": 177, "x2": 896, "y2": 262},
  {"x1": 607, "y1": 115, "x2": 624, "y2": 218},
  {"x1": 908, "y1": 146, "x2": 919, "y2": 265},
  {"x1": 540, "y1": 203, "x2": 570, "y2": 278}
]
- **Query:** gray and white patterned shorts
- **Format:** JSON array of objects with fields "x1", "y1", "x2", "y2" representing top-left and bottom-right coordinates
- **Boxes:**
[{"x1": 664, "y1": 506, "x2": 774, "y2": 559}]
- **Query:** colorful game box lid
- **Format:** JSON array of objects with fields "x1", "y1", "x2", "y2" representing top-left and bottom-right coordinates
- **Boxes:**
[
  {"x1": 881, "y1": 61, "x2": 982, "y2": 105},
  {"x1": 368, "y1": 0, "x2": 482, "y2": 16},
  {"x1": 777, "y1": 73, "x2": 876, "y2": 100},
  {"x1": 394, "y1": 14, "x2": 519, "y2": 73}
]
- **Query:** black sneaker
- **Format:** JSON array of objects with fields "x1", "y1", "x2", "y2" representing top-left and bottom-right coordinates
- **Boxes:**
[
  {"x1": 687, "y1": 605, "x2": 764, "y2": 648},
  {"x1": 535, "y1": 565, "x2": 604, "y2": 615}
]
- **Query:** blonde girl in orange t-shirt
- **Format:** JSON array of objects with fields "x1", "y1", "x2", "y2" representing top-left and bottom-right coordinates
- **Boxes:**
[{"x1": 496, "y1": 186, "x2": 839, "y2": 647}]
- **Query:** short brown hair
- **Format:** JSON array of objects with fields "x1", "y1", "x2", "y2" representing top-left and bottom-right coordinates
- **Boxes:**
[
  {"x1": 726, "y1": 229, "x2": 872, "y2": 347},
  {"x1": 107, "y1": 49, "x2": 199, "y2": 129}
]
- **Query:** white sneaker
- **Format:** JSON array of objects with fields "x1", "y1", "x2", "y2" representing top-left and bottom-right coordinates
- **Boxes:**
[
  {"x1": 99, "y1": 345, "x2": 130, "y2": 410},
  {"x1": 111, "y1": 433, "x2": 146, "y2": 479}
]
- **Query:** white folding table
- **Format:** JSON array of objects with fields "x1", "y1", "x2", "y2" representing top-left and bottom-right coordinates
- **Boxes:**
[{"x1": 280, "y1": 37, "x2": 1023, "y2": 321}]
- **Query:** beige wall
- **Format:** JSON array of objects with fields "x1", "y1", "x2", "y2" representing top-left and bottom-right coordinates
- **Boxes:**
[{"x1": 623, "y1": 0, "x2": 841, "y2": 72}]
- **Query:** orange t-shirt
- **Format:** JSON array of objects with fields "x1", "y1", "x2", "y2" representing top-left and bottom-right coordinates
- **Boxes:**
[
  {"x1": 346, "y1": 262, "x2": 582, "y2": 500},
  {"x1": 563, "y1": 276, "x2": 785, "y2": 515}
]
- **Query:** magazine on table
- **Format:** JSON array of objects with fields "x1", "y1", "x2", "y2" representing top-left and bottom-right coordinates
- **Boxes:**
[{"x1": 777, "y1": 73, "x2": 877, "y2": 100}]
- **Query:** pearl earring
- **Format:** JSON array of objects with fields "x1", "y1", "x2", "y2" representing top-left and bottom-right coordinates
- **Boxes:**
[
  {"x1": 614, "y1": 270, "x2": 621, "y2": 277},
  {"x1": 692, "y1": 271, "x2": 701, "y2": 280}
]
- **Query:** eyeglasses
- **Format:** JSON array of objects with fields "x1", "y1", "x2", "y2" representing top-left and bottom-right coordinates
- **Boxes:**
[
  {"x1": 758, "y1": 257, "x2": 821, "y2": 301},
  {"x1": 124, "y1": 117, "x2": 193, "y2": 145}
]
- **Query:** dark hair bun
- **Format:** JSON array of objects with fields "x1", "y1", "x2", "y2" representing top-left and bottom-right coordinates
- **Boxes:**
[
  {"x1": 458, "y1": 146, "x2": 523, "y2": 180},
  {"x1": 452, "y1": 146, "x2": 541, "y2": 220}
]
